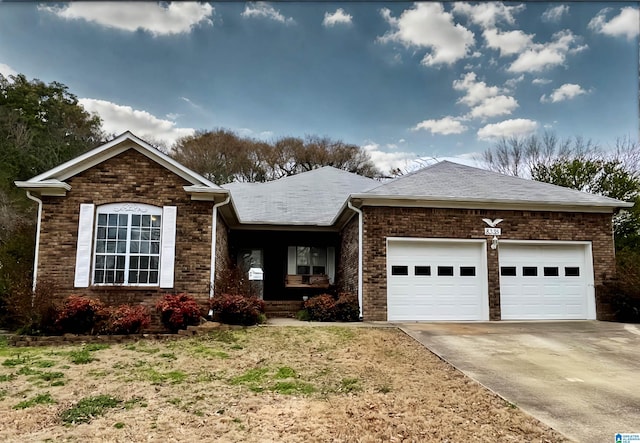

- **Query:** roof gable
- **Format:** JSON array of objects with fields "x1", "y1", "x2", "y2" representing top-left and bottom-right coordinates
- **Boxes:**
[
  {"x1": 358, "y1": 161, "x2": 631, "y2": 210},
  {"x1": 15, "y1": 131, "x2": 226, "y2": 200}
]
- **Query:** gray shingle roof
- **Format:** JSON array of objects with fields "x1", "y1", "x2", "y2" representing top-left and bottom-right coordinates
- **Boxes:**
[
  {"x1": 222, "y1": 166, "x2": 379, "y2": 225},
  {"x1": 361, "y1": 161, "x2": 629, "y2": 208}
]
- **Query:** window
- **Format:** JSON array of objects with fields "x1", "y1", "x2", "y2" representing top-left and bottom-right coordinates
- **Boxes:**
[
  {"x1": 437, "y1": 266, "x2": 454, "y2": 276},
  {"x1": 296, "y1": 246, "x2": 327, "y2": 275},
  {"x1": 500, "y1": 266, "x2": 517, "y2": 276},
  {"x1": 414, "y1": 266, "x2": 431, "y2": 276},
  {"x1": 522, "y1": 266, "x2": 538, "y2": 277},
  {"x1": 460, "y1": 266, "x2": 476, "y2": 277},
  {"x1": 391, "y1": 266, "x2": 408, "y2": 276},
  {"x1": 93, "y1": 204, "x2": 162, "y2": 285},
  {"x1": 544, "y1": 267, "x2": 559, "y2": 277},
  {"x1": 565, "y1": 267, "x2": 580, "y2": 277}
]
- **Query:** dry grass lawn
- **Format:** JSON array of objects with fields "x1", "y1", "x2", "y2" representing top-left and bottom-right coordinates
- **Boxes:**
[{"x1": 0, "y1": 326, "x2": 568, "y2": 442}]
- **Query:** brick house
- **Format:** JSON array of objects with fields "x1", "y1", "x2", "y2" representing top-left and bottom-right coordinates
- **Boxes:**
[{"x1": 16, "y1": 132, "x2": 631, "y2": 322}]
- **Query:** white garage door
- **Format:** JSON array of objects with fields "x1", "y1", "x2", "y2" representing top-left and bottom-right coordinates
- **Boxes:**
[
  {"x1": 499, "y1": 242, "x2": 594, "y2": 320},
  {"x1": 387, "y1": 239, "x2": 488, "y2": 321}
]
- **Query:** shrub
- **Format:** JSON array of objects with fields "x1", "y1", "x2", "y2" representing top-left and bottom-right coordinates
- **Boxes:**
[
  {"x1": 334, "y1": 292, "x2": 360, "y2": 322},
  {"x1": 295, "y1": 309, "x2": 311, "y2": 321},
  {"x1": 599, "y1": 249, "x2": 640, "y2": 323},
  {"x1": 105, "y1": 305, "x2": 151, "y2": 334},
  {"x1": 209, "y1": 294, "x2": 265, "y2": 326},
  {"x1": 156, "y1": 293, "x2": 202, "y2": 332},
  {"x1": 56, "y1": 296, "x2": 108, "y2": 335},
  {"x1": 4, "y1": 279, "x2": 59, "y2": 335},
  {"x1": 304, "y1": 294, "x2": 336, "y2": 322}
]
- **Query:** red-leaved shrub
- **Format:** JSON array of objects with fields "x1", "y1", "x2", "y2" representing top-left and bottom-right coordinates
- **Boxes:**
[
  {"x1": 209, "y1": 294, "x2": 265, "y2": 326},
  {"x1": 334, "y1": 292, "x2": 360, "y2": 321},
  {"x1": 304, "y1": 294, "x2": 337, "y2": 322},
  {"x1": 105, "y1": 305, "x2": 151, "y2": 334},
  {"x1": 155, "y1": 293, "x2": 202, "y2": 332},
  {"x1": 55, "y1": 295, "x2": 108, "y2": 334}
]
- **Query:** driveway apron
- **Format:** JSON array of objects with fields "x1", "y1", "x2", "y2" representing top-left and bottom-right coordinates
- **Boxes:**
[{"x1": 400, "y1": 321, "x2": 640, "y2": 443}]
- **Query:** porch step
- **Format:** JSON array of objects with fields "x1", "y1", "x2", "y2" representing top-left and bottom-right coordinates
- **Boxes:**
[{"x1": 264, "y1": 301, "x2": 304, "y2": 318}]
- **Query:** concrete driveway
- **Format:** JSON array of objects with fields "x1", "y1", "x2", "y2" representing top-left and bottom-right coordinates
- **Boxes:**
[{"x1": 400, "y1": 321, "x2": 640, "y2": 443}]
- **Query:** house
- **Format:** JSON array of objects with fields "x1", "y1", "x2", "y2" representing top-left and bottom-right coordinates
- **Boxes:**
[{"x1": 15, "y1": 132, "x2": 632, "y2": 322}]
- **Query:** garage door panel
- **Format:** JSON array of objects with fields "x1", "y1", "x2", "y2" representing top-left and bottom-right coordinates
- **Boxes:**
[
  {"x1": 387, "y1": 240, "x2": 488, "y2": 321},
  {"x1": 499, "y1": 243, "x2": 592, "y2": 320}
]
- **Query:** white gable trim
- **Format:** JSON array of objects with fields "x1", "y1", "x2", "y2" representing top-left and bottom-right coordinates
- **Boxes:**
[{"x1": 20, "y1": 131, "x2": 220, "y2": 189}]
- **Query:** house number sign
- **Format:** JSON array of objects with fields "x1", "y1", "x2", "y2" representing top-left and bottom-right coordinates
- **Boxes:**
[{"x1": 484, "y1": 227, "x2": 501, "y2": 236}]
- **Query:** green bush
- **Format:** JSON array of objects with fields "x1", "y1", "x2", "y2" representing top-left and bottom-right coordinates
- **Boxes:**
[{"x1": 209, "y1": 294, "x2": 265, "y2": 326}]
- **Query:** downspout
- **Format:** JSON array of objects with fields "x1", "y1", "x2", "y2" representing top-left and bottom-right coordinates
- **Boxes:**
[
  {"x1": 25, "y1": 191, "x2": 43, "y2": 297},
  {"x1": 209, "y1": 194, "x2": 231, "y2": 302},
  {"x1": 347, "y1": 200, "x2": 364, "y2": 319}
]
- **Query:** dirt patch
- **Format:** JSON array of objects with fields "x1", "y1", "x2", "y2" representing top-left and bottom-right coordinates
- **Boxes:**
[{"x1": 0, "y1": 327, "x2": 568, "y2": 442}]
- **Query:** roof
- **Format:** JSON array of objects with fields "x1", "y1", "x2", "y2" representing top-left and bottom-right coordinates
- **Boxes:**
[
  {"x1": 222, "y1": 166, "x2": 379, "y2": 226},
  {"x1": 355, "y1": 161, "x2": 632, "y2": 210},
  {"x1": 15, "y1": 131, "x2": 227, "y2": 200}
]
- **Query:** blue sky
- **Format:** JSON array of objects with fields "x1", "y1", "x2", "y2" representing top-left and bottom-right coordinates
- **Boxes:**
[{"x1": 0, "y1": 2, "x2": 638, "y2": 172}]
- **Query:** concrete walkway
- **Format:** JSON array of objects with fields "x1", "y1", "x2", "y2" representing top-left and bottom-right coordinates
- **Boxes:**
[
  {"x1": 266, "y1": 318, "x2": 393, "y2": 327},
  {"x1": 400, "y1": 321, "x2": 640, "y2": 443}
]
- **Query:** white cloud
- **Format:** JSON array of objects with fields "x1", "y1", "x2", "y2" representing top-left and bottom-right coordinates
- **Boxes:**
[
  {"x1": 362, "y1": 142, "x2": 416, "y2": 173},
  {"x1": 39, "y1": 2, "x2": 214, "y2": 36},
  {"x1": 483, "y1": 28, "x2": 534, "y2": 56},
  {"x1": 378, "y1": 3, "x2": 474, "y2": 66},
  {"x1": 452, "y1": 2, "x2": 524, "y2": 29},
  {"x1": 542, "y1": 5, "x2": 569, "y2": 23},
  {"x1": 507, "y1": 30, "x2": 587, "y2": 73},
  {"x1": 589, "y1": 7, "x2": 639, "y2": 40},
  {"x1": 532, "y1": 78, "x2": 552, "y2": 85},
  {"x1": 452, "y1": 72, "x2": 499, "y2": 107},
  {"x1": 505, "y1": 74, "x2": 525, "y2": 90},
  {"x1": 468, "y1": 95, "x2": 519, "y2": 119},
  {"x1": 413, "y1": 116, "x2": 468, "y2": 135},
  {"x1": 79, "y1": 98, "x2": 194, "y2": 147},
  {"x1": 540, "y1": 83, "x2": 589, "y2": 103},
  {"x1": 322, "y1": 8, "x2": 352, "y2": 27},
  {"x1": 0, "y1": 63, "x2": 17, "y2": 78},
  {"x1": 477, "y1": 118, "x2": 538, "y2": 140},
  {"x1": 241, "y1": 2, "x2": 295, "y2": 24}
]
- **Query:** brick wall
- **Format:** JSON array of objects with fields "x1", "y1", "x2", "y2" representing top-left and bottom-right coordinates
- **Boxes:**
[
  {"x1": 361, "y1": 206, "x2": 615, "y2": 321},
  {"x1": 214, "y1": 211, "x2": 231, "y2": 293},
  {"x1": 337, "y1": 215, "x2": 358, "y2": 295},
  {"x1": 37, "y1": 149, "x2": 218, "y2": 314}
]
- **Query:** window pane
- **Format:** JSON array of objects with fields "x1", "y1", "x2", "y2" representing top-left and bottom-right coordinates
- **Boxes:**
[
  {"x1": 117, "y1": 241, "x2": 127, "y2": 253},
  {"x1": 105, "y1": 271, "x2": 115, "y2": 283},
  {"x1": 500, "y1": 266, "x2": 516, "y2": 276},
  {"x1": 129, "y1": 271, "x2": 138, "y2": 284},
  {"x1": 151, "y1": 215, "x2": 161, "y2": 227},
  {"x1": 96, "y1": 241, "x2": 105, "y2": 253},
  {"x1": 106, "y1": 241, "x2": 116, "y2": 253},
  {"x1": 141, "y1": 230, "x2": 150, "y2": 241},
  {"x1": 131, "y1": 228, "x2": 140, "y2": 240},
  {"x1": 391, "y1": 265, "x2": 408, "y2": 276},
  {"x1": 140, "y1": 242, "x2": 150, "y2": 254},
  {"x1": 296, "y1": 247, "x2": 310, "y2": 266},
  {"x1": 108, "y1": 214, "x2": 118, "y2": 226},
  {"x1": 565, "y1": 267, "x2": 580, "y2": 277},
  {"x1": 149, "y1": 271, "x2": 158, "y2": 284},
  {"x1": 106, "y1": 256, "x2": 115, "y2": 269},
  {"x1": 150, "y1": 256, "x2": 159, "y2": 270},
  {"x1": 97, "y1": 227, "x2": 106, "y2": 239},
  {"x1": 107, "y1": 227, "x2": 117, "y2": 239},
  {"x1": 132, "y1": 214, "x2": 140, "y2": 226},
  {"x1": 415, "y1": 266, "x2": 431, "y2": 276},
  {"x1": 130, "y1": 256, "x2": 139, "y2": 269},
  {"x1": 140, "y1": 256, "x2": 149, "y2": 269},
  {"x1": 544, "y1": 267, "x2": 559, "y2": 277},
  {"x1": 310, "y1": 247, "x2": 326, "y2": 267},
  {"x1": 139, "y1": 271, "x2": 148, "y2": 283},
  {"x1": 312, "y1": 266, "x2": 325, "y2": 275},
  {"x1": 460, "y1": 266, "x2": 476, "y2": 277},
  {"x1": 142, "y1": 215, "x2": 151, "y2": 227},
  {"x1": 118, "y1": 214, "x2": 128, "y2": 226},
  {"x1": 151, "y1": 229, "x2": 160, "y2": 241},
  {"x1": 117, "y1": 228, "x2": 127, "y2": 240},
  {"x1": 116, "y1": 256, "x2": 126, "y2": 269},
  {"x1": 523, "y1": 266, "x2": 538, "y2": 276},
  {"x1": 98, "y1": 214, "x2": 107, "y2": 225},
  {"x1": 95, "y1": 270, "x2": 104, "y2": 283},
  {"x1": 437, "y1": 266, "x2": 454, "y2": 276},
  {"x1": 115, "y1": 271, "x2": 125, "y2": 283},
  {"x1": 130, "y1": 241, "x2": 139, "y2": 253},
  {"x1": 95, "y1": 255, "x2": 105, "y2": 269},
  {"x1": 150, "y1": 242, "x2": 159, "y2": 254},
  {"x1": 297, "y1": 265, "x2": 310, "y2": 275}
]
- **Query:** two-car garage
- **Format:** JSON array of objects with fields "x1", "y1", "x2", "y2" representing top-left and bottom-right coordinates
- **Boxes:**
[{"x1": 386, "y1": 238, "x2": 596, "y2": 322}]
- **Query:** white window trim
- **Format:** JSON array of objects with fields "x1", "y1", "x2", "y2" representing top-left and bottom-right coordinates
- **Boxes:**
[{"x1": 92, "y1": 203, "x2": 163, "y2": 287}]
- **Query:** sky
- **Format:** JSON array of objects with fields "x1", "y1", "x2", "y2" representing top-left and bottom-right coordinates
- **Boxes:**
[{"x1": 0, "y1": 1, "x2": 638, "y2": 173}]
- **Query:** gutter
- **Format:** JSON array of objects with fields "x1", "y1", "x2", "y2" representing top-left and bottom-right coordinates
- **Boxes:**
[
  {"x1": 25, "y1": 191, "x2": 43, "y2": 297},
  {"x1": 347, "y1": 200, "x2": 364, "y2": 319},
  {"x1": 209, "y1": 194, "x2": 231, "y2": 300}
]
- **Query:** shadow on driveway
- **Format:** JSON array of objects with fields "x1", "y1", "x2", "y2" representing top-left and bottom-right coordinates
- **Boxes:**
[{"x1": 400, "y1": 321, "x2": 640, "y2": 443}]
